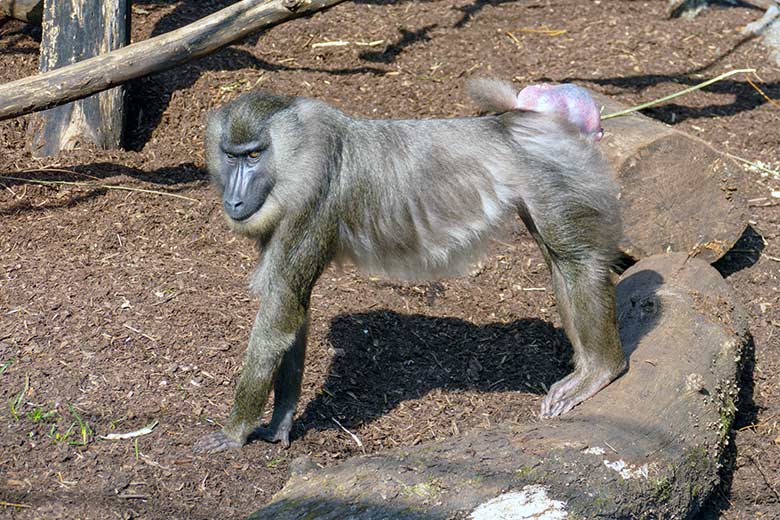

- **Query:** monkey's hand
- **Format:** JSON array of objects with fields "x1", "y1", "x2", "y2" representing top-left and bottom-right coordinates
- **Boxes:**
[
  {"x1": 193, "y1": 429, "x2": 245, "y2": 454},
  {"x1": 540, "y1": 361, "x2": 626, "y2": 417}
]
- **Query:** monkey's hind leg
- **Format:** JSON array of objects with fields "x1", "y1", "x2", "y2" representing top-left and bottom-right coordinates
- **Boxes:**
[
  {"x1": 541, "y1": 255, "x2": 626, "y2": 417},
  {"x1": 255, "y1": 324, "x2": 306, "y2": 448},
  {"x1": 520, "y1": 209, "x2": 626, "y2": 417}
]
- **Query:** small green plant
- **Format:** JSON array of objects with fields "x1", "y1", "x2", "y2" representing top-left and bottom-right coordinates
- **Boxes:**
[
  {"x1": 26, "y1": 407, "x2": 60, "y2": 423},
  {"x1": 46, "y1": 405, "x2": 93, "y2": 446},
  {"x1": 0, "y1": 358, "x2": 12, "y2": 375},
  {"x1": 266, "y1": 456, "x2": 284, "y2": 469},
  {"x1": 8, "y1": 375, "x2": 29, "y2": 420},
  {"x1": 67, "y1": 405, "x2": 92, "y2": 446},
  {"x1": 108, "y1": 415, "x2": 127, "y2": 430},
  {"x1": 50, "y1": 422, "x2": 75, "y2": 444}
]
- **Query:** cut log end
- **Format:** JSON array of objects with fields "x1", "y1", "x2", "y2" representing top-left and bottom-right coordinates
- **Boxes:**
[{"x1": 593, "y1": 91, "x2": 749, "y2": 263}]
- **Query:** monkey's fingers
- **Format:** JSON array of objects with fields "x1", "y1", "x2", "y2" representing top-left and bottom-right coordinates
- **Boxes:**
[
  {"x1": 540, "y1": 365, "x2": 623, "y2": 418},
  {"x1": 193, "y1": 430, "x2": 244, "y2": 454}
]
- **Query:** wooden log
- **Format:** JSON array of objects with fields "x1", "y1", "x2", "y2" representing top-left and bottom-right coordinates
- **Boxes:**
[
  {"x1": 0, "y1": 0, "x2": 348, "y2": 122},
  {"x1": 28, "y1": 0, "x2": 129, "y2": 156},
  {"x1": 669, "y1": 0, "x2": 778, "y2": 19},
  {"x1": 594, "y1": 92, "x2": 749, "y2": 263},
  {"x1": 0, "y1": 0, "x2": 42, "y2": 24},
  {"x1": 251, "y1": 253, "x2": 748, "y2": 519}
]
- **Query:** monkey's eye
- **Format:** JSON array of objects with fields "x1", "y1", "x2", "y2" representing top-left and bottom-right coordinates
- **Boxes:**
[
  {"x1": 248, "y1": 151, "x2": 260, "y2": 159},
  {"x1": 225, "y1": 152, "x2": 237, "y2": 164}
]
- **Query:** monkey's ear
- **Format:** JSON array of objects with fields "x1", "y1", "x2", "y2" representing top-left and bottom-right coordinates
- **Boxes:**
[{"x1": 204, "y1": 107, "x2": 221, "y2": 128}]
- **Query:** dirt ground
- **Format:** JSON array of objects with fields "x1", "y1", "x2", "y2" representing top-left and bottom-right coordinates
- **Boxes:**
[{"x1": 0, "y1": 1, "x2": 778, "y2": 518}]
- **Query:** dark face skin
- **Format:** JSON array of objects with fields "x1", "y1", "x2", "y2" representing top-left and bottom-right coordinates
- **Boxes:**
[{"x1": 218, "y1": 138, "x2": 274, "y2": 222}]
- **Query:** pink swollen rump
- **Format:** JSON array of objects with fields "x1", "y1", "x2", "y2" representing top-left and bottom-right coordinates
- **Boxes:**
[{"x1": 515, "y1": 84, "x2": 603, "y2": 141}]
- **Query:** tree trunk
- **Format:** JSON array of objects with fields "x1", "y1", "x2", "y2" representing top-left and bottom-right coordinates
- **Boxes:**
[
  {"x1": 28, "y1": 0, "x2": 129, "y2": 156},
  {"x1": 0, "y1": 0, "x2": 42, "y2": 24},
  {"x1": 252, "y1": 253, "x2": 749, "y2": 519},
  {"x1": 594, "y1": 91, "x2": 749, "y2": 263}
]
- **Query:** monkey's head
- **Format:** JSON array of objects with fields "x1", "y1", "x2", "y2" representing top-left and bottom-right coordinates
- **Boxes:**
[{"x1": 206, "y1": 90, "x2": 298, "y2": 239}]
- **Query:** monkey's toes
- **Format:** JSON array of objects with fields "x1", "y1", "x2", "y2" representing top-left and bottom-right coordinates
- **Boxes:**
[
  {"x1": 255, "y1": 426, "x2": 291, "y2": 449},
  {"x1": 540, "y1": 368, "x2": 616, "y2": 418},
  {"x1": 194, "y1": 430, "x2": 243, "y2": 454}
]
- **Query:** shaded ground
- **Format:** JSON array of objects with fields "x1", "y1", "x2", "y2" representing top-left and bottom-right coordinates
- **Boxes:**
[{"x1": 0, "y1": 1, "x2": 778, "y2": 518}]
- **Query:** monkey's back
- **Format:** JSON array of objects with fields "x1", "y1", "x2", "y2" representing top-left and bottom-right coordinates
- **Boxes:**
[
  {"x1": 332, "y1": 115, "x2": 536, "y2": 279},
  {"x1": 327, "y1": 106, "x2": 619, "y2": 280}
]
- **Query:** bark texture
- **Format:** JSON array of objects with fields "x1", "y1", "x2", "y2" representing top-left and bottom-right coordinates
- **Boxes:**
[
  {"x1": 28, "y1": 0, "x2": 129, "y2": 156},
  {"x1": 251, "y1": 253, "x2": 748, "y2": 520}
]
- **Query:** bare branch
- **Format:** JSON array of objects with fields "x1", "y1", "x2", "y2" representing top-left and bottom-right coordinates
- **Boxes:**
[{"x1": 0, "y1": 0, "x2": 347, "y2": 121}]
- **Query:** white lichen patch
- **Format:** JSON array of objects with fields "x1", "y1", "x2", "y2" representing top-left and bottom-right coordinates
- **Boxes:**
[
  {"x1": 469, "y1": 485, "x2": 567, "y2": 520},
  {"x1": 603, "y1": 459, "x2": 649, "y2": 480},
  {"x1": 685, "y1": 373, "x2": 706, "y2": 393},
  {"x1": 582, "y1": 446, "x2": 605, "y2": 455}
]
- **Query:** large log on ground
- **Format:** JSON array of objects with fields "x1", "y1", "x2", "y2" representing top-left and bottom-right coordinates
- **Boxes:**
[
  {"x1": 28, "y1": 0, "x2": 129, "y2": 156},
  {"x1": 0, "y1": 0, "x2": 42, "y2": 24},
  {"x1": 251, "y1": 253, "x2": 748, "y2": 519},
  {"x1": 0, "y1": 0, "x2": 347, "y2": 122},
  {"x1": 594, "y1": 92, "x2": 749, "y2": 263}
]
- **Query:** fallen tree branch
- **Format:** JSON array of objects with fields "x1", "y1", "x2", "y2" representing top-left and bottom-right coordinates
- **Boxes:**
[{"x1": 0, "y1": 0, "x2": 348, "y2": 121}]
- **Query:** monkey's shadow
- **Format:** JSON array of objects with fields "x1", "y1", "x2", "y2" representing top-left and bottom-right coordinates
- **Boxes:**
[
  {"x1": 292, "y1": 268, "x2": 664, "y2": 442},
  {"x1": 293, "y1": 293, "x2": 653, "y2": 442},
  {"x1": 295, "y1": 312, "x2": 564, "y2": 439}
]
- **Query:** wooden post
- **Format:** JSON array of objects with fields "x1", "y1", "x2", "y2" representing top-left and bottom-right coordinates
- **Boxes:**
[{"x1": 28, "y1": 0, "x2": 129, "y2": 156}]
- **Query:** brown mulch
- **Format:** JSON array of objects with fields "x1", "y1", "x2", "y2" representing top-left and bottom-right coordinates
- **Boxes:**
[{"x1": 1, "y1": 1, "x2": 778, "y2": 518}]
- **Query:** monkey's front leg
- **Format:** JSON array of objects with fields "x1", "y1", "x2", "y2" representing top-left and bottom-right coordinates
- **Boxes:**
[
  {"x1": 195, "y1": 310, "x2": 304, "y2": 453},
  {"x1": 255, "y1": 323, "x2": 307, "y2": 448}
]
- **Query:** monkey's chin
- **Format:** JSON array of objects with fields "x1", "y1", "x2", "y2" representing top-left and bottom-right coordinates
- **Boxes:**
[{"x1": 224, "y1": 197, "x2": 282, "y2": 240}]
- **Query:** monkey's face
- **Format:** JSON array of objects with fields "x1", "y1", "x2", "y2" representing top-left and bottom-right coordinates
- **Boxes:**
[
  {"x1": 206, "y1": 92, "x2": 297, "y2": 238},
  {"x1": 211, "y1": 130, "x2": 283, "y2": 241},
  {"x1": 216, "y1": 141, "x2": 274, "y2": 222}
]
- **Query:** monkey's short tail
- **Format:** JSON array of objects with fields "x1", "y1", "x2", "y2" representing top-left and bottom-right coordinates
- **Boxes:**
[{"x1": 466, "y1": 78, "x2": 519, "y2": 113}]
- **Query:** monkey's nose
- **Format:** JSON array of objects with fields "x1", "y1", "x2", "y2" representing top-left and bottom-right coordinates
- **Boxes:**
[{"x1": 223, "y1": 199, "x2": 246, "y2": 220}]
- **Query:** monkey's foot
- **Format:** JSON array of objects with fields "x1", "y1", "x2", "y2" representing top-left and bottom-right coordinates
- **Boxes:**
[
  {"x1": 540, "y1": 363, "x2": 625, "y2": 418},
  {"x1": 194, "y1": 430, "x2": 244, "y2": 454},
  {"x1": 255, "y1": 425, "x2": 292, "y2": 449},
  {"x1": 254, "y1": 413, "x2": 294, "y2": 448}
]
